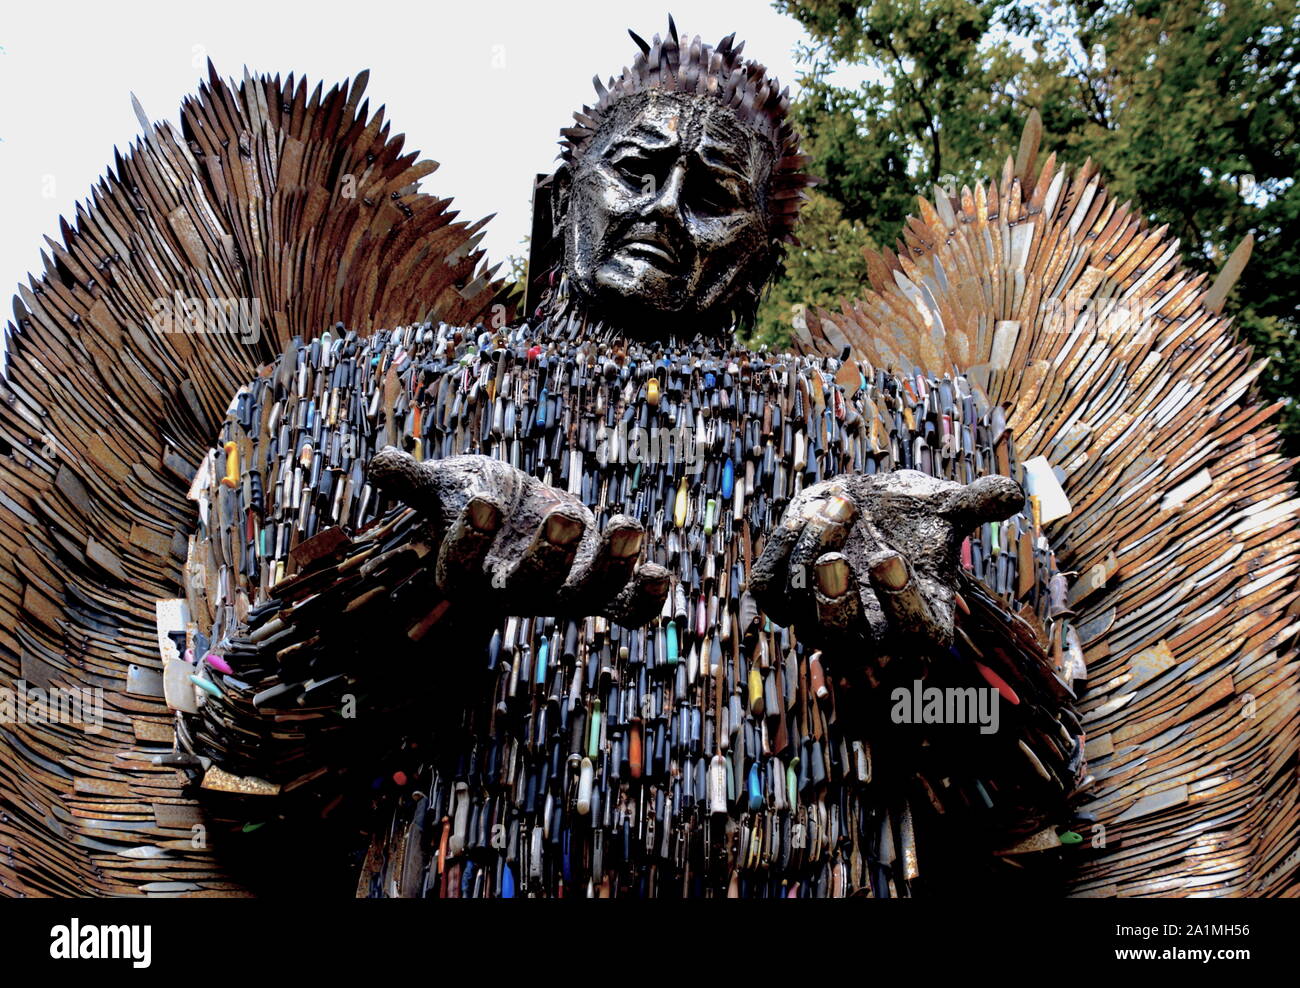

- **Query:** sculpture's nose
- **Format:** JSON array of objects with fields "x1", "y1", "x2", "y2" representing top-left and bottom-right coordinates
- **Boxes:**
[{"x1": 646, "y1": 159, "x2": 688, "y2": 223}]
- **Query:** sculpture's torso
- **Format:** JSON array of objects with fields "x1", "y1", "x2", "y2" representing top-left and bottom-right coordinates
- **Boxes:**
[{"x1": 178, "y1": 314, "x2": 1083, "y2": 897}]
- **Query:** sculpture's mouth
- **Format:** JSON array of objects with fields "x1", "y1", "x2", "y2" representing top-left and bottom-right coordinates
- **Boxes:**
[{"x1": 615, "y1": 235, "x2": 681, "y2": 271}]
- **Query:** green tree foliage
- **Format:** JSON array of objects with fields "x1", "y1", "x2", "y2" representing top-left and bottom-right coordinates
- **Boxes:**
[
  {"x1": 752, "y1": 189, "x2": 878, "y2": 347},
  {"x1": 767, "y1": 0, "x2": 1300, "y2": 445}
]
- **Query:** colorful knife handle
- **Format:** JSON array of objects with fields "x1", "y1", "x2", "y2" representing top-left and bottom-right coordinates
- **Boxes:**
[{"x1": 221, "y1": 441, "x2": 239, "y2": 488}]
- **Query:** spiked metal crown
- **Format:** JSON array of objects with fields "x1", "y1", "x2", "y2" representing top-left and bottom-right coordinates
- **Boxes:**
[{"x1": 559, "y1": 17, "x2": 814, "y2": 244}]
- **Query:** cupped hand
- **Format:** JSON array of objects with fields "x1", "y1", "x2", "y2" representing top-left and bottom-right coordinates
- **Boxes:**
[
  {"x1": 368, "y1": 447, "x2": 670, "y2": 627},
  {"x1": 750, "y1": 470, "x2": 1024, "y2": 655}
]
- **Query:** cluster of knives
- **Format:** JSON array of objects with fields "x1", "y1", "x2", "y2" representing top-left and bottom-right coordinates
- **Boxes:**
[{"x1": 172, "y1": 311, "x2": 1088, "y2": 896}]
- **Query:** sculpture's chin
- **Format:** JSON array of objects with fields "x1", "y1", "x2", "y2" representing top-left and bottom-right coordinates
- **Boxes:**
[
  {"x1": 593, "y1": 258, "x2": 685, "y2": 306},
  {"x1": 576, "y1": 265, "x2": 738, "y2": 339}
]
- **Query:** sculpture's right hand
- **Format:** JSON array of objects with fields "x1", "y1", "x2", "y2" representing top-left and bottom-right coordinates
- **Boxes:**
[{"x1": 368, "y1": 447, "x2": 669, "y2": 627}]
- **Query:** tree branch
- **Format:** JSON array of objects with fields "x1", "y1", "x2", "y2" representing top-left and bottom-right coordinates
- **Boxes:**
[{"x1": 876, "y1": 31, "x2": 943, "y2": 182}]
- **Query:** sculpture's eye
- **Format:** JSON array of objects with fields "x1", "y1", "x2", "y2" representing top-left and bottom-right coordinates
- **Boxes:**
[
  {"x1": 690, "y1": 174, "x2": 741, "y2": 216},
  {"x1": 608, "y1": 148, "x2": 663, "y2": 192},
  {"x1": 611, "y1": 152, "x2": 647, "y2": 180}
]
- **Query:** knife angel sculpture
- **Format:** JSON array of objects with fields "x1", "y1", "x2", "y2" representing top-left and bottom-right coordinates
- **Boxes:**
[{"x1": 0, "y1": 21, "x2": 1295, "y2": 898}]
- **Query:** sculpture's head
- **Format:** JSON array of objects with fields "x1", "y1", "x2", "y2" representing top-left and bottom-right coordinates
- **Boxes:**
[{"x1": 549, "y1": 20, "x2": 812, "y2": 336}]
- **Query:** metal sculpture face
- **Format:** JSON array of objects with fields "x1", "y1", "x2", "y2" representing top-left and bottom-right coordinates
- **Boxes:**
[{"x1": 557, "y1": 89, "x2": 778, "y2": 335}]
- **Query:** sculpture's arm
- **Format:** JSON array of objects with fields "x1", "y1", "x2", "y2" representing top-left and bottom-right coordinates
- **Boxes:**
[
  {"x1": 173, "y1": 327, "x2": 668, "y2": 863},
  {"x1": 750, "y1": 469, "x2": 1087, "y2": 844}
]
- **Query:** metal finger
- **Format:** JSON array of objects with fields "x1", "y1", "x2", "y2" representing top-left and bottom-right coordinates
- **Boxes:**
[
  {"x1": 502, "y1": 503, "x2": 590, "y2": 599},
  {"x1": 436, "y1": 494, "x2": 504, "y2": 592},
  {"x1": 789, "y1": 493, "x2": 856, "y2": 594},
  {"x1": 812, "y1": 551, "x2": 868, "y2": 639},
  {"x1": 602, "y1": 563, "x2": 671, "y2": 628},
  {"x1": 941, "y1": 474, "x2": 1025, "y2": 529},
  {"x1": 866, "y1": 550, "x2": 953, "y2": 650},
  {"x1": 750, "y1": 509, "x2": 809, "y2": 625},
  {"x1": 367, "y1": 445, "x2": 443, "y2": 523},
  {"x1": 559, "y1": 514, "x2": 646, "y2": 609}
]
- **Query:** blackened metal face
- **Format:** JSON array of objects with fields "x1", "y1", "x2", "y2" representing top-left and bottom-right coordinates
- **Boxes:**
[{"x1": 563, "y1": 90, "x2": 775, "y2": 333}]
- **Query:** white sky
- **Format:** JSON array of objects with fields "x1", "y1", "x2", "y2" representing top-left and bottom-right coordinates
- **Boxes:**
[{"x1": 0, "y1": 0, "x2": 818, "y2": 298}]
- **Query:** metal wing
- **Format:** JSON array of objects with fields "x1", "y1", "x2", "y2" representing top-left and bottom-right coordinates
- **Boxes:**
[
  {"x1": 0, "y1": 63, "x2": 504, "y2": 896},
  {"x1": 793, "y1": 113, "x2": 1299, "y2": 897}
]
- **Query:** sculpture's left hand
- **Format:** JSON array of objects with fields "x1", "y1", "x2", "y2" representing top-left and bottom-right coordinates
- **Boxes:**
[{"x1": 750, "y1": 470, "x2": 1024, "y2": 655}]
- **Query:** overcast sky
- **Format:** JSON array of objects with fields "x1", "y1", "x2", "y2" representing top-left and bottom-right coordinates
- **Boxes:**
[{"x1": 0, "y1": 0, "x2": 818, "y2": 298}]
